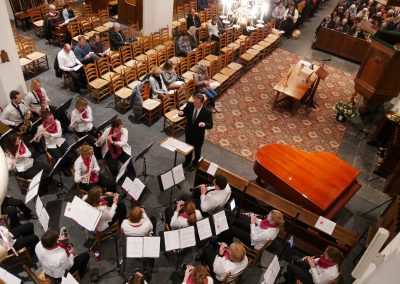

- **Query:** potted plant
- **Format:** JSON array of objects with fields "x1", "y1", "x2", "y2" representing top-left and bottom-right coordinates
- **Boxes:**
[{"x1": 334, "y1": 101, "x2": 357, "y2": 122}]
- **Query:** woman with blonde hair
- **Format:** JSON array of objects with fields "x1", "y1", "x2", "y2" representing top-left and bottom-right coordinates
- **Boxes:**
[
  {"x1": 170, "y1": 264, "x2": 214, "y2": 284},
  {"x1": 149, "y1": 66, "x2": 168, "y2": 99},
  {"x1": 165, "y1": 200, "x2": 202, "y2": 230},
  {"x1": 161, "y1": 60, "x2": 184, "y2": 90},
  {"x1": 24, "y1": 79, "x2": 50, "y2": 117},
  {"x1": 69, "y1": 97, "x2": 94, "y2": 137}
]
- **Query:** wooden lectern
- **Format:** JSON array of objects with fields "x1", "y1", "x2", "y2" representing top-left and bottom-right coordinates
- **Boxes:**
[
  {"x1": 305, "y1": 62, "x2": 329, "y2": 108},
  {"x1": 119, "y1": 0, "x2": 143, "y2": 27}
]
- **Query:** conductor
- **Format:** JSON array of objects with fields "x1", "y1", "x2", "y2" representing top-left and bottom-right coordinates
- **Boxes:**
[{"x1": 178, "y1": 94, "x2": 213, "y2": 171}]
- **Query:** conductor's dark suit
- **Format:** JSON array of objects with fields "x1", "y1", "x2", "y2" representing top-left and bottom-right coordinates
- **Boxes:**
[{"x1": 181, "y1": 102, "x2": 213, "y2": 165}]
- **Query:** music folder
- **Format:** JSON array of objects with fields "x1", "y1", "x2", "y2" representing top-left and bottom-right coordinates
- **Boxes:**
[
  {"x1": 65, "y1": 196, "x2": 102, "y2": 232},
  {"x1": 122, "y1": 176, "x2": 145, "y2": 201},
  {"x1": 36, "y1": 197, "x2": 49, "y2": 231},
  {"x1": 213, "y1": 210, "x2": 229, "y2": 235},
  {"x1": 25, "y1": 170, "x2": 43, "y2": 204},
  {"x1": 163, "y1": 226, "x2": 196, "y2": 251},
  {"x1": 126, "y1": 236, "x2": 161, "y2": 258},
  {"x1": 196, "y1": 217, "x2": 213, "y2": 241},
  {"x1": 157, "y1": 164, "x2": 185, "y2": 191},
  {"x1": 0, "y1": 267, "x2": 21, "y2": 284}
]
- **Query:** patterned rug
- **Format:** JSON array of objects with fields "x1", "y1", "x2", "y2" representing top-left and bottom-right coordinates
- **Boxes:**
[{"x1": 205, "y1": 48, "x2": 354, "y2": 161}]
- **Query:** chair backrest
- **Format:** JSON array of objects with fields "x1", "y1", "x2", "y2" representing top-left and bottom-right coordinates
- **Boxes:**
[
  {"x1": 238, "y1": 40, "x2": 247, "y2": 56},
  {"x1": 180, "y1": 58, "x2": 188, "y2": 75},
  {"x1": 157, "y1": 50, "x2": 167, "y2": 66},
  {"x1": 101, "y1": 33, "x2": 110, "y2": 50},
  {"x1": 185, "y1": 79, "x2": 195, "y2": 96},
  {"x1": 141, "y1": 81, "x2": 150, "y2": 101},
  {"x1": 160, "y1": 26, "x2": 170, "y2": 42},
  {"x1": 177, "y1": 87, "x2": 188, "y2": 109},
  {"x1": 97, "y1": 56, "x2": 112, "y2": 76},
  {"x1": 79, "y1": 19, "x2": 92, "y2": 34},
  {"x1": 40, "y1": 3, "x2": 49, "y2": 18},
  {"x1": 109, "y1": 51, "x2": 123, "y2": 68},
  {"x1": 23, "y1": 264, "x2": 52, "y2": 284},
  {"x1": 68, "y1": 22, "x2": 80, "y2": 39},
  {"x1": 196, "y1": 44, "x2": 204, "y2": 62},
  {"x1": 28, "y1": 7, "x2": 43, "y2": 22},
  {"x1": 151, "y1": 31, "x2": 162, "y2": 47},
  {"x1": 234, "y1": 26, "x2": 243, "y2": 41},
  {"x1": 82, "y1": 3, "x2": 93, "y2": 16},
  {"x1": 198, "y1": 12, "x2": 206, "y2": 23},
  {"x1": 166, "y1": 44, "x2": 176, "y2": 59},
  {"x1": 84, "y1": 62, "x2": 99, "y2": 83},
  {"x1": 141, "y1": 35, "x2": 153, "y2": 52},
  {"x1": 219, "y1": 32, "x2": 227, "y2": 49},
  {"x1": 98, "y1": 9, "x2": 109, "y2": 24},
  {"x1": 91, "y1": 16, "x2": 102, "y2": 29},
  {"x1": 1, "y1": 247, "x2": 32, "y2": 270},
  {"x1": 125, "y1": 67, "x2": 138, "y2": 85},
  {"x1": 250, "y1": 32, "x2": 258, "y2": 46},
  {"x1": 111, "y1": 76, "x2": 125, "y2": 93},
  {"x1": 146, "y1": 54, "x2": 158, "y2": 73},
  {"x1": 19, "y1": 35, "x2": 36, "y2": 55},
  {"x1": 225, "y1": 47, "x2": 234, "y2": 66},
  {"x1": 203, "y1": 41, "x2": 214, "y2": 57},
  {"x1": 120, "y1": 45, "x2": 133, "y2": 64},
  {"x1": 187, "y1": 51, "x2": 196, "y2": 69},
  {"x1": 176, "y1": 5, "x2": 185, "y2": 19},
  {"x1": 209, "y1": 59, "x2": 218, "y2": 78},
  {"x1": 190, "y1": 0, "x2": 197, "y2": 10},
  {"x1": 136, "y1": 64, "x2": 148, "y2": 80},
  {"x1": 226, "y1": 28, "x2": 234, "y2": 44},
  {"x1": 246, "y1": 239, "x2": 273, "y2": 266},
  {"x1": 131, "y1": 42, "x2": 142, "y2": 58},
  {"x1": 163, "y1": 92, "x2": 177, "y2": 114}
]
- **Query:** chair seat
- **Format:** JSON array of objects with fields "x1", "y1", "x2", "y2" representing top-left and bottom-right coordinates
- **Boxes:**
[
  {"x1": 143, "y1": 99, "x2": 161, "y2": 111},
  {"x1": 135, "y1": 54, "x2": 148, "y2": 62},
  {"x1": 33, "y1": 20, "x2": 43, "y2": 27},
  {"x1": 115, "y1": 87, "x2": 132, "y2": 99},
  {"x1": 258, "y1": 41, "x2": 273, "y2": 47},
  {"x1": 26, "y1": 52, "x2": 46, "y2": 61},
  {"x1": 165, "y1": 109, "x2": 185, "y2": 122},
  {"x1": 169, "y1": 56, "x2": 181, "y2": 65},
  {"x1": 19, "y1": 57, "x2": 32, "y2": 66},
  {"x1": 163, "y1": 40, "x2": 174, "y2": 47},
  {"x1": 220, "y1": 46, "x2": 231, "y2": 53},
  {"x1": 220, "y1": 67, "x2": 236, "y2": 76},
  {"x1": 228, "y1": 42, "x2": 240, "y2": 49},
  {"x1": 113, "y1": 65, "x2": 128, "y2": 74},
  {"x1": 154, "y1": 45, "x2": 166, "y2": 51},
  {"x1": 88, "y1": 78, "x2": 109, "y2": 89},
  {"x1": 182, "y1": 71, "x2": 194, "y2": 80},
  {"x1": 145, "y1": 49, "x2": 157, "y2": 55},
  {"x1": 252, "y1": 44, "x2": 265, "y2": 51},
  {"x1": 101, "y1": 71, "x2": 118, "y2": 81},
  {"x1": 247, "y1": 49, "x2": 260, "y2": 56},
  {"x1": 213, "y1": 73, "x2": 229, "y2": 83},
  {"x1": 264, "y1": 36, "x2": 278, "y2": 43},
  {"x1": 240, "y1": 53, "x2": 255, "y2": 61},
  {"x1": 267, "y1": 34, "x2": 280, "y2": 40},
  {"x1": 205, "y1": 54, "x2": 218, "y2": 62},
  {"x1": 94, "y1": 26, "x2": 109, "y2": 33},
  {"x1": 197, "y1": 59, "x2": 210, "y2": 66},
  {"x1": 84, "y1": 31, "x2": 96, "y2": 37},
  {"x1": 109, "y1": 0, "x2": 118, "y2": 6},
  {"x1": 227, "y1": 62, "x2": 243, "y2": 71},
  {"x1": 239, "y1": 35, "x2": 248, "y2": 40},
  {"x1": 125, "y1": 59, "x2": 139, "y2": 67},
  {"x1": 103, "y1": 22, "x2": 114, "y2": 28},
  {"x1": 128, "y1": 80, "x2": 141, "y2": 90}
]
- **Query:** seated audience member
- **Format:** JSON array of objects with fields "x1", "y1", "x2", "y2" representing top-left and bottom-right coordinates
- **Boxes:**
[
  {"x1": 35, "y1": 110, "x2": 74, "y2": 176},
  {"x1": 272, "y1": 1, "x2": 286, "y2": 29},
  {"x1": 188, "y1": 26, "x2": 200, "y2": 49},
  {"x1": 62, "y1": 2, "x2": 76, "y2": 21},
  {"x1": 95, "y1": 118, "x2": 136, "y2": 179},
  {"x1": 346, "y1": 4, "x2": 357, "y2": 19},
  {"x1": 109, "y1": 23, "x2": 127, "y2": 51},
  {"x1": 0, "y1": 90, "x2": 29, "y2": 128},
  {"x1": 74, "y1": 36, "x2": 98, "y2": 65},
  {"x1": 192, "y1": 174, "x2": 231, "y2": 215},
  {"x1": 35, "y1": 228, "x2": 90, "y2": 281},
  {"x1": 1, "y1": 196, "x2": 35, "y2": 228},
  {"x1": 336, "y1": 18, "x2": 350, "y2": 33},
  {"x1": 170, "y1": 264, "x2": 213, "y2": 284},
  {"x1": 282, "y1": 4, "x2": 299, "y2": 38},
  {"x1": 207, "y1": 16, "x2": 220, "y2": 42},
  {"x1": 121, "y1": 206, "x2": 156, "y2": 236},
  {"x1": 282, "y1": 246, "x2": 343, "y2": 284},
  {"x1": 90, "y1": 33, "x2": 109, "y2": 57},
  {"x1": 2, "y1": 132, "x2": 52, "y2": 195},
  {"x1": 74, "y1": 145, "x2": 116, "y2": 193},
  {"x1": 194, "y1": 63, "x2": 220, "y2": 112},
  {"x1": 222, "y1": 210, "x2": 284, "y2": 249},
  {"x1": 45, "y1": 4, "x2": 68, "y2": 40},
  {"x1": 25, "y1": 79, "x2": 50, "y2": 117},
  {"x1": 161, "y1": 61, "x2": 183, "y2": 90},
  {"x1": 197, "y1": 0, "x2": 208, "y2": 11},
  {"x1": 356, "y1": 7, "x2": 369, "y2": 21},
  {"x1": 177, "y1": 33, "x2": 193, "y2": 57},
  {"x1": 164, "y1": 200, "x2": 202, "y2": 230},
  {"x1": 84, "y1": 186, "x2": 126, "y2": 231},
  {"x1": 0, "y1": 223, "x2": 39, "y2": 258},
  {"x1": 186, "y1": 8, "x2": 201, "y2": 29},
  {"x1": 57, "y1": 44, "x2": 86, "y2": 94},
  {"x1": 149, "y1": 66, "x2": 169, "y2": 99},
  {"x1": 202, "y1": 242, "x2": 248, "y2": 281}
]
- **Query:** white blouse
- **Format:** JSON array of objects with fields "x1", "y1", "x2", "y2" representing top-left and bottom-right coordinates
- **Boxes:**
[
  {"x1": 170, "y1": 210, "x2": 203, "y2": 229},
  {"x1": 73, "y1": 155, "x2": 100, "y2": 184},
  {"x1": 70, "y1": 106, "x2": 93, "y2": 133},
  {"x1": 36, "y1": 120, "x2": 65, "y2": 149},
  {"x1": 4, "y1": 142, "x2": 34, "y2": 172},
  {"x1": 95, "y1": 127, "x2": 131, "y2": 158},
  {"x1": 24, "y1": 88, "x2": 50, "y2": 113}
]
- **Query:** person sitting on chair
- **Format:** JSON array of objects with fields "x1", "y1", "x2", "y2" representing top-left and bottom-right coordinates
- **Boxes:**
[
  {"x1": 170, "y1": 264, "x2": 214, "y2": 284},
  {"x1": 207, "y1": 16, "x2": 221, "y2": 42},
  {"x1": 69, "y1": 97, "x2": 95, "y2": 140},
  {"x1": 90, "y1": 33, "x2": 109, "y2": 57},
  {"x1": 149, "y1": 66, "x2": 169, "y2": 100},
  {"x1": 121, "y1": 206, "x2": 156, "y2": 236},
  {"x1": 74, "y1": 36, "x2": 98, "y2": 65},
  {"x1": 74, "y1": 145, "x2": 116, "y2": 193},
  {"x1": 46, "y1": 4, "x2": 68, "y2": 35},
  {"x1": 24, "y1": 79, "x2": 51, "y2": 118},
  {"x1": 161, "y1": 61, "x2": 183, "y2": 90},
  {"x1": 95, "y1": 118, "x2": 136, "y2": 179},
  {"x1": 281, "y1": 246, "x2": 343, "y2": 284},
  {"x1": 0, "y1": 90, "x2": 30, "y2": 128},
  {"x1": 84, "y1": 186, "x2": 126, "y2": 231},
  {"x1": 109, "y1": 23, "x2": 127, "y2": 51},
  {"x1": 164, "y1": 200, "x2": 202, "y2": 230},
  {"x1": 1, "y1": 196, "x2": 36, "y2": 228},
  {"x1": 187, "y1": 26, "x2": 200, "y2": 49},
  {"x1": 187, "y1": 9, "x2": 201, "y2": 28},
  {"x1": 57, "y1": 44, "x2": 86, "y2": 94},
  {"x1": 62, "y1": 2, "x2": 76, "y2": 21},
  {"x1": 0, "y1": 223, "x2": 39, "y2": 259},
  {"x1": 194, "y1": 63, "x2": 220, "y2": 112},
  {"x1": 177, "y1": 33, "x2": 193, "y2": 57},
  {"x1": 35, "y1": 228, "x2": 90, "y2": 281},
  {"x1": 272, "y1": 1, "x2": 286, "y2": 29}
]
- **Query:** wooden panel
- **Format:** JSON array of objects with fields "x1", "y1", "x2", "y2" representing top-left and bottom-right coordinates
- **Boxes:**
[
  {"x1": 314, "y1": 27, "x2": 370, "y2": 64},
  {"x1": 87, "y1": 0, "x2": 109, "y2": 13},
  {"x1": 118, "y1": 0, "x2": 143, "y2": 28}
]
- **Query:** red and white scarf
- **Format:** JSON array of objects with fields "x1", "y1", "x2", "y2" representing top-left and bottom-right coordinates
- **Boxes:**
[
  {"x1": 43, "y1": 119, "x2": 57, "y2": 133},
  {"x1": 107, "y1": 128, "x2": 122, "y2": 159},
  {"x1": 81, "y1": 155, "x2": 99, "y2": 183},
  {"x1": 260, "y1": 217, "x2": 278, "y2": 229},
  {"x1": 317, "y1": 256, "x2": 337, "y2": 268}
]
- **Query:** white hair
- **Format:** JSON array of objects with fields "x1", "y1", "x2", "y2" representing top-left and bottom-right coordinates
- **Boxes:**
[
  {"x1": 49, "y1": 4, "x2": 56, "y2": 10},
  {"x1": 113, "y1": 23, "x2": 121, "y2": 28}
]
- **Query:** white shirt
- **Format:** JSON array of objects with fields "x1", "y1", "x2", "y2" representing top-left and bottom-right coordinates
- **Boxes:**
[
  {"x1": 4, "y1": 142, "x2": 34, "y2": 172},
  {"x1": 96, "y1": 127, "x2": 131, "y2": 158},
  {"x1": 213, "y1": 254, "x2": 248, "y2": 281},
  {"x1": 284, "y1": 8, "x2": 299, "y2": 23},
  {"x1": 57, "y1": 48, "x2": 82, "y2": 72},
  {"x1": 0, "y1": 102, "x2": 28, "y2": 126},
  {"x1": 82, "y1": 194, "x2": 117, "y2": 232},
  {"x1": 36, "y1": 120, "x2": 65, "y2": 149},
  {"x1": 24, "y1": 88, "x2": 50, "y2": 113},
  {"x1": 309, "y1": 259, "x2": 339, "y2": 284},
  {"x1": 121, "y1": 212, "x2": 153, "y2": 236},
  {"x1": 35, "y1": 242, "x2": 74, "y2": 278},
  {"x1": 250, "y1": 218, "x2": 279, "y2": 250},
  {"x1": 73, "y1": 155, "x2": 100, "y2": 184},
  {"x1": 200, "y1": 184, "x2": 231, "y2": 214},
  {"x1": 207, "y1": 22, "x2": 219, "y2": 37},
  {"x1": 70, "y1": 107, "x2": 93, "y2": 133},
  {"x1": 170, "y1": 210, "x2": 203, "y2": 229}
]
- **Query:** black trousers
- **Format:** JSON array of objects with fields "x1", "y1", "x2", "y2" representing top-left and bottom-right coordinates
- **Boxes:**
[
  {"x1": 218, "y1": 216, "x2": 252, "y2": 248},
  {"x1": 47, "y1": 142, "x2": 75, "y2": 172},
  {"x1": 202, "y1": 246, "x2": 218, "y2": 277},
  {"x1": 185, "y1": 136, "x2": 204, "y2": 166},
  {"x1": 164, "y1": 207, "x2": 175, "y2": 227},
  {"x1": 76, "y1": 129, "x2": 97, "y2": 148},
  {"x1": 66, "y1": 68, "x2": 86, "y2": 91},
  {"x1": 1, "y1": 196, "x2": 32, "y2": 228},
  {"x1": 104, "y1": 152, "x2": 136, "y2": 179},
  {"x1": 79, "y1": 172, "x2": 117, "y2": 193},
  {"x1": 102, "y1": 197, "x2": 127, "y2": 226},
  {"x1": 16, "y1": 160, "x2": 52, "y2": 194},
  {"x1": 282, "y1": 19, "x2": 296, "y2": 37},
  {"x1": 286, "y1": 261, "x2": 314, "y2": 284},
  {"x1": 10, "y1": 222, "x2": 39, "y2": 257}
]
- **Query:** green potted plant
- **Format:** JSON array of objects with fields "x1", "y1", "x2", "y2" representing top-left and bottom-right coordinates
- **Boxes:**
[{"x1": 335, "y1": 101, "x2": 357, "y2": 122}]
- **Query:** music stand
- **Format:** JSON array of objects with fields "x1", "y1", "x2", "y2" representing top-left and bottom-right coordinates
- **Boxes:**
[
  {"x1": 93, "y1": 114, "x2": 118, "y2": 137},
  {"x1": 305, "y1": 61, "x2": 329, "y2": 109},
  {"x1": 55, "y1": 98, "x2": 73, "y2": 114},
  {"x1": 49, "y1": 135, "x2": 88, "y2": 199},
  {"x1": 134, "y1": 142, "x2": 154, "y2": 184}
]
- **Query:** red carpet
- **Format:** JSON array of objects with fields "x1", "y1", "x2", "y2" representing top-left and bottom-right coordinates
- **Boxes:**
[{"x1": 205, "y1": 48, "x2": 353, "y2": 161}]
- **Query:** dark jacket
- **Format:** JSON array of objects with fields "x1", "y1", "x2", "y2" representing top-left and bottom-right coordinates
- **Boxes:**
[
  {"x1": 109, "y1": 28, "x2": 126, "y2": 51},
  {"x1": 181, "y1": 102, "x2": 213, "y2": 142},
  {"x1": 186, "y1": 14, "x2": 201, "y2": 28},
  {"x1": 188, "y1": 33, "x2": 200, "y2": 49}
]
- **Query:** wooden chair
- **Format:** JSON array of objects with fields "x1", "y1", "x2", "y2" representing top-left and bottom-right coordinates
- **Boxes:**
[
  {"x1": 91, "y1": 16, "x2": 108, "y2": 33},
  {"x1": 211, "y1": 57, "x2": 229, "y2": 93},
  {"x1": 160, "y1": 26, "x2": 173, "y2": 45},
  {"x1": 28, "y1": 7, "x2": 44, "y2": 37},
  {"x1": 140, "y1": 82, "x2": 162, "y2": 126},
  {"x1": 40, "y1": 3, "x2": 49, "y2": 18},
  {"x1": 162, "y1": 93, "x2": 186, "y2": 136},
  {"x1": 79, "y1": 18, "x2": 92, "y2": 35},
  {"x1": 68, "y1": 21, "x2": 83, "y2": 45},
  {"x1": 125, "y1": 66, "x2": 141, "y2": 90},
  {"x1": 98, "y1": 9, "x2": 111, "y2": 25},
  {"x1": 97, "y1": 56, "x2": 118, "y2": 82},
  {"x1": 136, "y1": 63, "x2": 148, "y2": 81},
  {"x1": 19, "y1": 36, "x2": 49, "y2": 72},
  {"x1": 157, "y1": 50, "x2": 167, "y2": 67},
  {"x1": 90, "y1": 220, "x2": 121, "y2": 251},
  {"x1": 23, "y1": 265, "x2": 81, "y2": 284},
  {"x1": 185, "y1": 79, "x2": 196, "y2": 97},
  {"x1": 84, "y1": 62, "x2": 110, "y2": 102},
  {"x1": 244, "y1": 240, "x2": 273, "y2": 266},
  {"x1": 17, "y1": 43, "x2": 35, "y2": 75},
  {"x1": 151, "y1": 31, "x2": 163, "y2": 49},
  {"x1": 187, "y1": 51, "x2": 197, "y2": 70},
  {"x1": 82, "y1": 2, "x2": 93, "y2": 16},
  {"x1": 111, "y1": 75, "x2": 133, "y2": 114},
  {"x1": 101, "y1": 33, "x2": 110, "y2": 50},
  {"x1": 109, "y1": 51, "x2": 128, "y2": 75},
  {"x1": 220, "y1": 272, "x2": 239, "y2": 284},
  {"x1": 146, "y1": 54, "x2": 158, "y2": 73},
  {"x1": 1, "y1": 247, "x2": 32, "y2": 270},
  {"x1": 120, "y1": 45, "x2": 138, "y2": 67},
  {"x1": 239, "y1": 39, "x2": 256, "y2": 70},
  {"x1": 220, "y1": 48, "x2": 240, "y2": 84},
  {"x1": 177, "y1": 87, "x2": 188, "y2": 110}
]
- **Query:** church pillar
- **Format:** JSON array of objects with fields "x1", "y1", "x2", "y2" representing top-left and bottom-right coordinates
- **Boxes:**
[{"x1": 142, "y1": 0, "x2": 174, "y2": 34}]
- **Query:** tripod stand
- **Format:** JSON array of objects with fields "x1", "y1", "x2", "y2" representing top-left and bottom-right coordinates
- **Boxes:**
[{"x1": 135, "y1": 142, "x2": 154, "y2": 184}]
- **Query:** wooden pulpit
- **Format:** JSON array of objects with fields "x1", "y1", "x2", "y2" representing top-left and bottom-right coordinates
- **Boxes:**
[{"x1": 119, "y1": 0, "x2": 143, "y2": 28}]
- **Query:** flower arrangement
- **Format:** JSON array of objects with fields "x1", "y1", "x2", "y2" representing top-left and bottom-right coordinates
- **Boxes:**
[{"x1": 335, "y1": 101, "x2": 358, "y2": 118}]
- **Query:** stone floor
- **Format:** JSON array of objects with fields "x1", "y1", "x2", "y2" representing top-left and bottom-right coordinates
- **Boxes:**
[{"x1": 6, "y1": 0, "x2": 393, "y2": 283}]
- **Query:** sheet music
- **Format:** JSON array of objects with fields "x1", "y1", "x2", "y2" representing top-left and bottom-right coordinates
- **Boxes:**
[
  {"x1": 64, "y1": 202, "x2": 73, "y2": 219},
  {"x1": 172, "y1": 164, "x2": 185, "y2": 184},
  {"x1": 213, "y1": 211, "x2": 229, "y2": 235},
  {"x1": 210, "y1": 81, "x2": 220, "y2": 89},
  {"x1": 67, "y1": 196, "x2": 102, "y2": 231},
  {"x1": 315, "y1": 216, "x2": 336, "y2": 235},
  {"x1": 28, "y1": 170, "x2": 43, "y2": 191},
  {"x1": 179, "y1": 226, "x2": 196, "y2": 249},
  {"x1": 122, "y1": 177, "x2": 145, "y2": 200},
  {"x1": 143, "y1": 237, "x2": 161, "y2": 258},
  {"x1": 116, "y1": 157, "x2": 132, "y2": 182},
  {"x1": 61, "y1": 272, "x2": 79, "y2": 284},
  {"x1": 169, "y1": 138, "x2": 193, "y2": 153},
  {"x1": 25, "y1": 170, "x2": 43, "y2": 204},
  {"x1": 175, "y1": 81, "x2": 185, "y2": 86},
  {"x1": 262, "y1": 255, "x2": 280, "y2": 284},
  {"x1": 38, "y1": 207, "x2": 49, "y2": 231},
  {"x1": 196, "y1": 218, "x2": 213, "y2": 240},
  {"x1": 126, "y1": 237, "x2": 144, "y2": 258},
  {"x1": 0, "y1": 267, "x2": 21, "y2": 284},
  {"x1": 72, "y1": 65, "x2": 82, "y2": 71},
  {"x1": 35, "y1": 197, "x2": 44, "y2": 218},
  {"x1": 207, "y1": 162, "x2": 219, "y2": 176},
  {"x1": 164, "y1": 230, "x2": 180, "y2": 251},
  {"x1": 160, "y1": 171, "x2": 174, "y2": 190},
  {"x1": 160, "y1": 137, "x2": 176, "y2": 152}
]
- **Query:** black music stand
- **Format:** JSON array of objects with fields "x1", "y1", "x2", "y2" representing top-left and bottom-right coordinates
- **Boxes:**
[
  {"x1": 134, "y1": 142, "x2": 154, "y2": 184},
  {"x1": 55, "y1": 98, "x2": 73, "y2": 114},
  {"x1": 93, "y1": 114, "x2": 118, "y2": 137},
  {"x1": 0, "y1": 129, "x2": 13, "y2": 144},
  {"x1": 49, "y1": 135, "x2": 88, "y2": 199},
  {"x1": 157, "y1": 165, "x2": 185, "y2": 208}
]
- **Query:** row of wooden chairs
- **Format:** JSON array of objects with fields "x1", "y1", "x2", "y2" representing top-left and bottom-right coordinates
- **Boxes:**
[{"x1": 15, "y1": 35, "x2": 49, "y2": 76}]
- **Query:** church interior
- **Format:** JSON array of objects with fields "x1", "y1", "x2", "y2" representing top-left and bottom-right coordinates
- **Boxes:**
[{"x1": 0, "y1": 0, "x2": 399, "y2": 283}]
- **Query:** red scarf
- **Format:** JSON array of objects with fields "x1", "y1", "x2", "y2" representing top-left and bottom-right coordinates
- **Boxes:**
[
  {"x1": 223, "y1": 250, "x2": 231, "y2": 260},
  {"x1": 18, "y1": 142, "x2": 26, "y2": 155},
  {"x1": 317, "y1": 256, "x2": 337, "y2": 269},
  {"x1": 34, "y1": 88, "x2": 45, "y2": 103},
  {"x1": 107, "y1": 128, "x2": 122, "y2": 159},
  {"x1": 99, "y1": 198, "x2": 108, "y2": 207},
  {"x1": 187, "y1": 276, "x2": 208, "y2": 284},
  {"x1": 81, "y1": 108, "x2": 88, "y2": 119},
  {"x1": 81, "y1": 155, "x2": 99, "y2": 183},
  {"x1": 49, "y1": 242, "x2": 70, "y2": 256},
  {"x1": 260, "y1": 217, "x2": 278, "y2": 229},
  {"x1": 43, "y1": 119, "x2": 57, "y2": 134},
  {"x1": 178, "y1": 211, "x2": 189, "y2": 219}
]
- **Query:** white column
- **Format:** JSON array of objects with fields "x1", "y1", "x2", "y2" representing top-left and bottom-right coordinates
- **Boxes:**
[
  {"x1": 142, "y1": 0, "x2": 174, "y2": 35},
  {"x1": 0, "y1": 0, "x2": 27, "y2": 108},
  {"x1": 5, "y1": 0, "x2": 14, "y2": 20}
]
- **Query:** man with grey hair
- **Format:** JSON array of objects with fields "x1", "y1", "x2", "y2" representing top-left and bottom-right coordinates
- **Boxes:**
[
  {"x1": 109, "y1": 22, "x2": 127, "y2": 51},
  {"x1": 188, "y1": 26, "x2": 200, "y2": 49}
]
